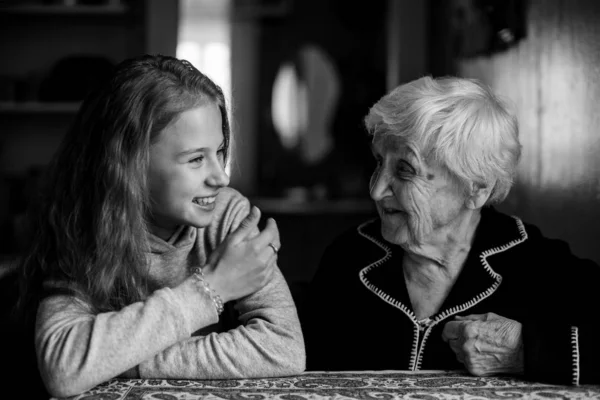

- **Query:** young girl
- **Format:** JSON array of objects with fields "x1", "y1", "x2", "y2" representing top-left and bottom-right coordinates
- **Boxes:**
[{"x1": 16, "y1": 54, "x2": 305, "y2": 398}]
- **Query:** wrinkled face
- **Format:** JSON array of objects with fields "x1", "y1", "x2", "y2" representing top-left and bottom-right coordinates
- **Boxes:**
[
  {"x1": 148, "y1": 103, "x2": 229, "y2": 239},
  {"x1": 369, "y1": 134, "x2": 469, "y2": 248}
]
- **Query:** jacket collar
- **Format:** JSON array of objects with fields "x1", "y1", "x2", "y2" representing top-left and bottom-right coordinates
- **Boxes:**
[{"x1": 357, "y1": 207, "x2": 528, "y2": 324}]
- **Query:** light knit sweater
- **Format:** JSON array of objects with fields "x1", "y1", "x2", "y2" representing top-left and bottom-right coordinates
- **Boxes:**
[{"x1": 35, "y1": 187, "x2": 305, "y2": 398}]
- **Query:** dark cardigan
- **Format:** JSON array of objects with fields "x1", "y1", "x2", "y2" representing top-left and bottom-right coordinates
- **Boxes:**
[{"x1": 301, "y1": 206, "x2": 600, "y2": 385}]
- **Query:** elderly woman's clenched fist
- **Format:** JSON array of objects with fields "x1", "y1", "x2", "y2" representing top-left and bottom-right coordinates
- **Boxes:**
[{"x1": 442, "y1": 313, "x2": 524, "y2": 376}]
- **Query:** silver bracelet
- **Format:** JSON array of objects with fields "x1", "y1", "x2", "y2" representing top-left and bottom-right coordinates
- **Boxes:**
[{"x1": 191, "y1": 267, "x2": 224, "y2": 316}]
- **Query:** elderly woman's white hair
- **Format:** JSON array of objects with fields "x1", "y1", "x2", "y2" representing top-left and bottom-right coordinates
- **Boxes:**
[{"x1": 364, "y1": 76, "x2": 522, "y2": 205}]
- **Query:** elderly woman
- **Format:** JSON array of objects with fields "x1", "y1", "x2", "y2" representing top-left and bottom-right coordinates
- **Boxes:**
[{"x1": 301, "y1": 76, "x2": 600, "y2": 385}]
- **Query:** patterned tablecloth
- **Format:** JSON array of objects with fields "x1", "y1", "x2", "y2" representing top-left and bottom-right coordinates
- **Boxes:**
[{"x1": 58, "y1": 370, "x2": 600, "y2": 400}]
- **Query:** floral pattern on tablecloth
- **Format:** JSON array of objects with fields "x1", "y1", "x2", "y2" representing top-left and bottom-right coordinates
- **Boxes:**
[{"x1": 61, "y1": 371, "x2": 600, "y2": 400}]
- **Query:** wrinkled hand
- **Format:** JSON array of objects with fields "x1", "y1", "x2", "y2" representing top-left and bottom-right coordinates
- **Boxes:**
[
  {"x1": 202, "y1": 206, "x2": 280, "y2": 303},
  {"x1": 441, "y1": 312, "x2": 524, "y2": 376}
]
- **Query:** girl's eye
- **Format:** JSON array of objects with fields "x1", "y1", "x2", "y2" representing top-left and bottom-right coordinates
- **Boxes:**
[{"x1": 190, "y1": 155, "x2": 204, "y2": 164}]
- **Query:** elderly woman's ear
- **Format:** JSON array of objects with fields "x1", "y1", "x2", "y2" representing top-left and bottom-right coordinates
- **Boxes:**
[{"x1": 465, "y1": 182, "x2": 493, "y2": 210}]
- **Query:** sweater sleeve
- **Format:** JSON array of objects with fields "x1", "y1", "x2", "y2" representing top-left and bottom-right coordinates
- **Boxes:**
[
  {"x1": 137, "y1": 188, "x2": 306, "y2": 379},
  {"x1": 138, "y1": 267, "x2": 305, "y2": 379},
  {"x1": 35, "y1": 278, "x2": 219, "y2": 398},
  {"x1": 521, "y1": 232, "x2": 600, "y2": 385}
]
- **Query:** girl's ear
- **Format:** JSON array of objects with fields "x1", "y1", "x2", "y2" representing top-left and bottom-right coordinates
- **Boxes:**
[{"x1": 465, "y1": 181, "x2": 493, "y2": 210}]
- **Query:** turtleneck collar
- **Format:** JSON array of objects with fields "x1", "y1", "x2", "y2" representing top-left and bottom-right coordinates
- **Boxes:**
[{"x1": 148, "y1": 225, "x2": 197, "y2": 254}]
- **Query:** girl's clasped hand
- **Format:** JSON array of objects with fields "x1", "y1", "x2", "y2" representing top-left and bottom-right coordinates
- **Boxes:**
[{"x1": 202, "y1": 206, "x2": 281, "y2": 303}]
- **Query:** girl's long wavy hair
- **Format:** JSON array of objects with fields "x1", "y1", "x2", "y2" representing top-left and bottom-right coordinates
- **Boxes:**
[{"x1": 17, "y1": 54, "x2": 231, "y2": 318}]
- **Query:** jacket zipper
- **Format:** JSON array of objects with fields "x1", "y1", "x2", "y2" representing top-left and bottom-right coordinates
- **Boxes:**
[{"x1": 411, "y1": 318, "x2": 433, "y2": 370}]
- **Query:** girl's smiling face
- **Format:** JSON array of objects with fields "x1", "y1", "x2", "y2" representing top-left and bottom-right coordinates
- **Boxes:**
[{"x1": 148, "y1": 103, "x2": 229, "y2": 240}]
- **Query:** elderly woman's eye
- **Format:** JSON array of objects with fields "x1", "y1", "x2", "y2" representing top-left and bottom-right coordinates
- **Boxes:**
[{"x1": 397, "y1": 162, "x2": 415, "y2": 175}]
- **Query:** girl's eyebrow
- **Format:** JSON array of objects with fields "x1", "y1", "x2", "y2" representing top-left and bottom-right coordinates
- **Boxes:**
[
  {"x1": 178, "y1": 147, "x2": 208, "y2": 156},
  {"x1": 178, "y1": 140, "x2": 225, "y2": 156}
]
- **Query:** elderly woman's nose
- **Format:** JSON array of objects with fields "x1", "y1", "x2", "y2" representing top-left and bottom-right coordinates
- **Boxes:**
[{"x1": 370, "y1": 169, "x2": 392, "y2": 201}]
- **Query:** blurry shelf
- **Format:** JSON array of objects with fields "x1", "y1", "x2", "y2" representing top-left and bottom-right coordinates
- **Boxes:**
[
  {"x1": 0, "y1": 4, "x2": 128, "y2": 15},
  {"x1": 251, "y1": 197, "x2": 376, "y2": 215},
  {"x1": 0, "y1": 101, "x2": 81, "y2": 114}
]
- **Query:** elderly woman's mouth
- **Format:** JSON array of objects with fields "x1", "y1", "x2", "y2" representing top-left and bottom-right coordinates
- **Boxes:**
[{"x1": 381, "y1": 207, "x2": 406, "y2": 216}]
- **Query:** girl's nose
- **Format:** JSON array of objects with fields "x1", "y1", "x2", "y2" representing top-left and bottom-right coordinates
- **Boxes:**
[{"x1": 207, "y1": 160, "x2": 230, "y2": 188}]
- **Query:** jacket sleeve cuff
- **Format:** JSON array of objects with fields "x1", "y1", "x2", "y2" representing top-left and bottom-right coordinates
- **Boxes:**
[{"x1": 522, "y1": 321, "x2": 579, "y2": 385}]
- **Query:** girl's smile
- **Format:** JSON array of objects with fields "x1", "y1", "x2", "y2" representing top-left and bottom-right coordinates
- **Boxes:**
[
  {"x1": 148, "y1": 103, "x2": 229, "y2": 240},
  {"x1": 192, "y1": 195, "x2": 217, "y2": 210}
]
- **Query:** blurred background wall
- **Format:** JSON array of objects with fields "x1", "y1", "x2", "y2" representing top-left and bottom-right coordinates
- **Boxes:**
[
  {"x1": 431, "y1": 0, "x2": 600, "y2": 269},
  {"x1": 0, "y1": 0, "x2": 598, "y2": 308}
]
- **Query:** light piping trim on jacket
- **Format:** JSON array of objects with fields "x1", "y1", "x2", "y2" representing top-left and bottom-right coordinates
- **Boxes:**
[
  {"x1": 415, "y1": 216, "x2": 528, "y2": 368},
  {"x1": 357, "y1": 220, "x2": 421, "y2": 370},
  {"x1": 571, "y1": 326, "x2": 580, "y2": 386},
  {"x1": 358, "y1": 216, "x2": 529, "y2": 371}
]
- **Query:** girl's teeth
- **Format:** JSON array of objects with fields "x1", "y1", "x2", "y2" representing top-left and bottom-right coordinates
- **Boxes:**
[{"x1": 194, "y1": 197, "x2": 215, "y2": 206}]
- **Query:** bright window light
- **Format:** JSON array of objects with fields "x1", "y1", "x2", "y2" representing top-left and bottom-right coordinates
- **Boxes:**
[
  {"x1": 177, "y1": 0, "x2": 231, "y2": 103},
  {"x1": 177, "y1": 0, "x2": 231, "y2": 173},
  {"x1": 177, "y1": 41, "x2": 202, "y2": 69}
]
